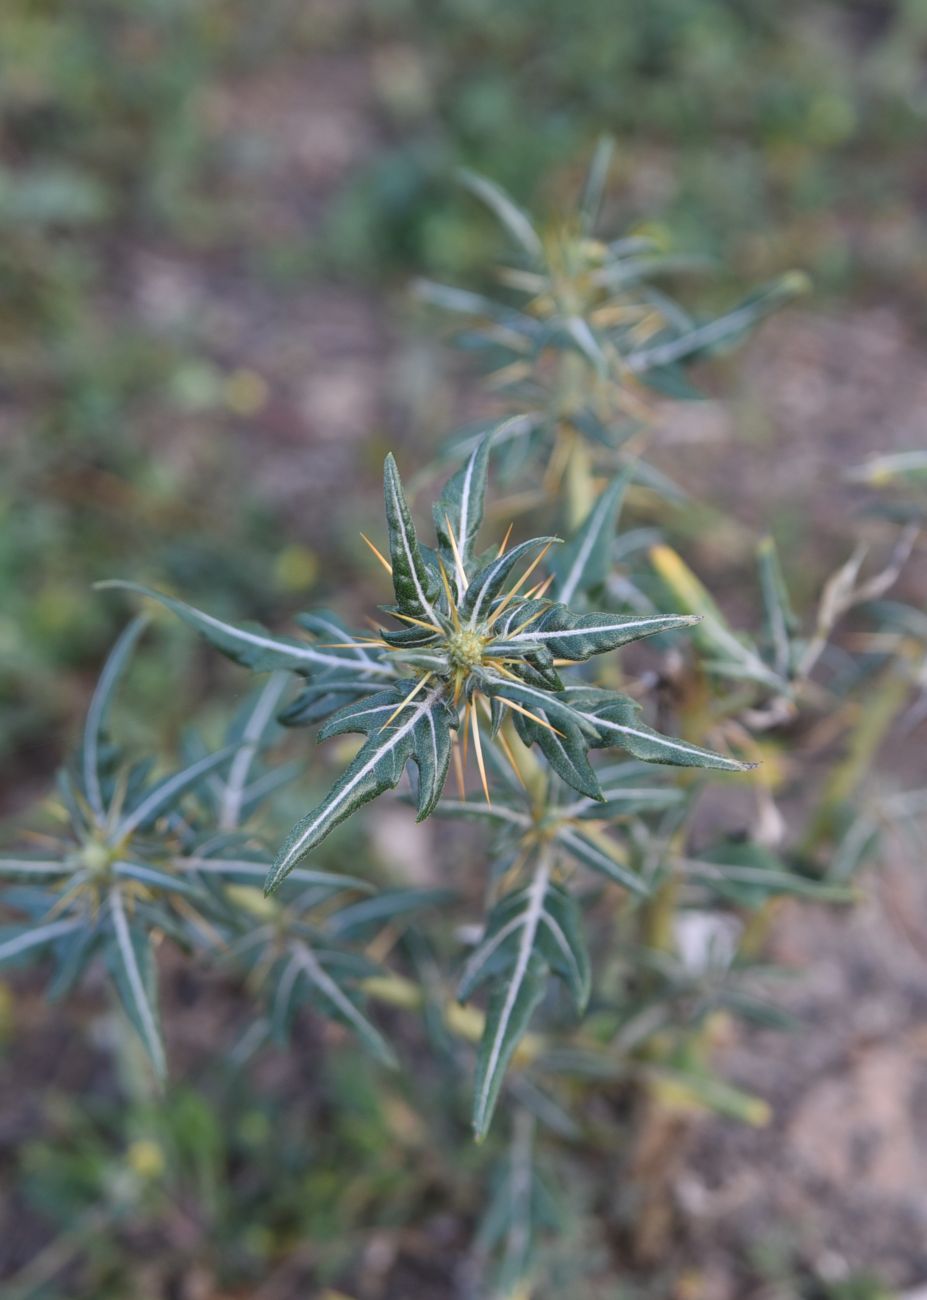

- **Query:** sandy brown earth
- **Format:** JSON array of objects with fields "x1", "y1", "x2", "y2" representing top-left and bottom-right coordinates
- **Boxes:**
[{"x1": 682, "y1": 855, "x2": 927, "y2": 1297}]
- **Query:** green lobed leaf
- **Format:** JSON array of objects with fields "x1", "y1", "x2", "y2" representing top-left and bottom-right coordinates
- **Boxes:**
[
  {"x1": 99, "y1": 582, "x2": 397, "y2": 685},
  {"x1": 463, "y1": 858, "x2": 588, "y2": 1139},
  {"x1": 510, "y1": 710, "x2": 604, "y2": 801},
  {"x1": 383, "y1": 454, "x2": 442, "y2": 624},
  {"x1": 462, "y1": 537, "x2": 560, "y2": 628},
  {"x1": 267, "y1": 685, "x2": 452, "y2": 891},
  {"x1": 472, "y1": 956, "x2": 545, "y2": 1142},
  {"x1": 564, "y1": 687, "x2": 753, "y2": 772},
  {"x1": 433, "y1": 436, "x2": 491, "y2": 591},
  {"x1": 491, "y1": 601, "x2": 699, "y2": 661},
  {"x1": 479, "y1": 673, "x2": 599, "y2": 740},
  {"x1": 319, "y1": 685, "x2": 456, "y2": 819},
  {"x1": 459, "y1": 881, "x2": 589, "y2": 1011}
]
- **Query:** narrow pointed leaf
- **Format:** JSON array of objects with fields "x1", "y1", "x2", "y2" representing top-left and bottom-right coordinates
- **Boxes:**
[
  {"x1": 757, "y1": 536, "x2": 796, "y2": 678},
  {"x1": 567, "y1": 689, "x2": 753, "y2": 772},
  {"x1": 383, "y1": 454, "x2": 442, "y2": 623},
  {"x1": 414, "y1": 278, "x2": 536, "y2": 326},
  {"x1": 563, "y1": 315, "x2": 608, "y2": 373},
  {"x1": 82, "y1": 615, "x2": 148, "y2": 819},
  {"x1": 473, "y1": 957, "x2": 544, "y2": 1140},
  {"x1": 576, "y1": 786, "x2": 684, "y2": 817},
  {"x1": 179, "y1": 858, "x2": 373, "y2": 893},
  {"x1": 430, "y1": 800, "x2": 532, "y2": 827},
  {"x1": 579, "y1": 135, "x2": 614, "y2": 231},
  {"x1": 0, "y1": 859, "x2": 70, "y2": 878},
  {"x1": 462, "y1": 537, "x2": 559, "y2": 627},
  {"x1": 433, "y1": 436, "x2": 491, "y2": 586},
  {"x1": 626, "y1": 273, "x2": 809, "y2": 372},
  {"x1": 218, "y1": 671, "x2": 290, "y2": 830},
  {"x1": 98, "y1": 582, "x2": 395, "y2": 680},
  {"x1": 327, "y1": 887, "x2": 452, "y2": 938},
  {"x1": 556, "y1": 826, "x2": 650, "y2": 895},
  {"x1": 117, "y1": 745, "x2": 238, "y2": 837},
  {"x1": 0, "y1": 917, "x2": 83, "y2": 967},
  {"x1": 268, "y1": 686, "x2": 450, "y2": 891},
  {"x1": 48, "y1": 921, "x2": 100, "y2": 1001},
  {"x1": 493, "y1": 601, "x2": 698, "y2": 660},
  {"x1": 551, "y1": 470, "x2": 631, "y2": 604},
  {"x1": 289, "y1": 941, "x2": 396, "y2": 1067},
  {"x1": 114, "y1": 861, "x2": 203, "y2": 898},
  {"x1": 459, "y1": 170, "x2": 542, "y2": 260},
  {"x1": 107, "y1": 888, "x2": 166, "y2": 1078}
]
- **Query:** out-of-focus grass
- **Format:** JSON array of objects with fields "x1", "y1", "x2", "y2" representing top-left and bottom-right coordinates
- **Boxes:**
[
  {"x1": 0, "y1": 0, "x2": 304, "y2": 779},
  {"x1": 4, "y1": 1044, "x2": 485, "y2": 1298},
  {"x1": 334, "y1": 0, "x2": 927, "y2": 297},
  {"x1": 3, "y1": 0, "x2": 925, "y2": 782}
]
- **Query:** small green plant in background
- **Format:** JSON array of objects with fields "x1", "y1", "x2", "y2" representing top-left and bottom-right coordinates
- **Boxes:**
[
  {"x1": 417, "y1": 146, "x2": 806, "y2": 525},
  {"x1": 3, "y1": 150, "x2": 923, "y2": 1298}
]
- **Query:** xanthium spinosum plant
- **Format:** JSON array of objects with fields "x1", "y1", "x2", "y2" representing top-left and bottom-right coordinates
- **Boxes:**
[
  {"x1": 6, "y1": 146, "x2": 923, "y2": 1293},
  {"x1": 104, "y1": 440, "x2": 756, "y2": 1135},
  {"x1": 0, "y1": 624, "x2": 444, "y2": 1079},
  {"x1": 418, "y1": 142, "x2": 807, "y2": 504},
  {"x1": 108, "y1": 440, "x2": 750, "y2": 891}
]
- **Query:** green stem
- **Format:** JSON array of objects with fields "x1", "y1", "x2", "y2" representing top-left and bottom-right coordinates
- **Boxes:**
[
  {"x1": 803, "y1": 666, "x2": 911, "y2": 855},
  {"x1": 564, "y1": 432, "x2": 594, "y2": 532}
]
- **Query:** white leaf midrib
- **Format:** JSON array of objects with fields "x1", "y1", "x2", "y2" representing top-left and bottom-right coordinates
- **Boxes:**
[
  {"x1": 474, "y1": 855, "x2": 550, "y2": 1131},
  {"x1": 387, "y1": 472, "x2": 440, "y2": 624},
  {"x1": 504, "y1": 613, "x2": 692, "y2": 646},
  {"x1": 109, "y1": 887, "x2": 165, "y2": 1076},
  {"x1": 558, "y1": 489, "x2": 616, "y2": 605},
  {"x1": 578, "y1": 710, "x2": 745, "y2": 769},
  {"x1": 278, "y1": 687, "x2": 445, "y2": 874}
]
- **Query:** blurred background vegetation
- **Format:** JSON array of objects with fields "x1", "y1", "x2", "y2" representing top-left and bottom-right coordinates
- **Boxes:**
[
  {"x1": 4, "y1": 0, "x2": 926, "y2": 792},
  {"x1": 1, "y1": 1, "x2": 926, "y2": 1296}
]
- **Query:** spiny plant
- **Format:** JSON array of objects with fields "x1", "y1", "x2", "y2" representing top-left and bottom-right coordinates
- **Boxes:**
[
  {"x1": 0, "y1": 630, "x2": 433, "y2": 1079},
  {"x1": 108, "y1": 442, "x2": 748, "y2": 892},
  {"x1": 105, "y1": 442, "x2": 758, "y2": 1137},
  {"x1": 4, "y1": 146, "x2": 923, "y2": 1298},
  {"x1": 0, "y1": 616, "x2": 236, "y2": 1078},
  {"x1": 418, "y1": 141, "x2": 807, "y2": 517}
]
